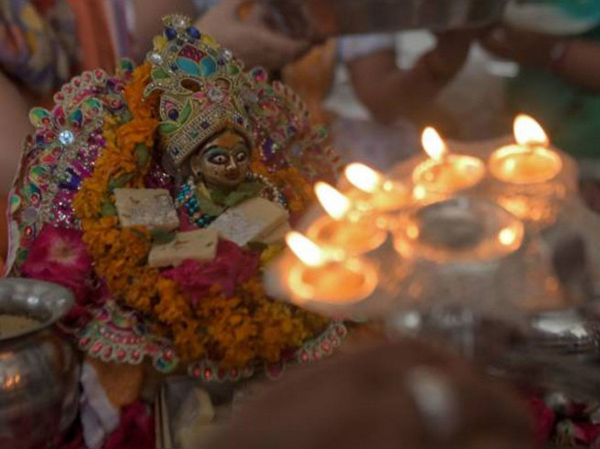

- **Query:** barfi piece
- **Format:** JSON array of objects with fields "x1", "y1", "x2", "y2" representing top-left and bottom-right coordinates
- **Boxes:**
[
  {"x1": 209, "y1": 197, "x2": 289, "y2": 247},
  {"x1": 148, "y1": 229, "x2": 218, "y2": 268},
  {"x1": 114, "y1": 188, "x2": 180, "y2": 231},
  {"x1": 258, "y1": 222, "x2": 291, "y2": 245}
]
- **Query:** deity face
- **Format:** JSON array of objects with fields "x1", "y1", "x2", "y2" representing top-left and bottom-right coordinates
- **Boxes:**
[{"x1": 190, "y1": 130, "x2": 251, "y2": 190}]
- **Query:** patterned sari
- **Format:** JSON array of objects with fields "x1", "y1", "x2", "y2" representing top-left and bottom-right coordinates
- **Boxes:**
[{"x1": 0, "y1": 0, "x2": 135, "y2": 96}]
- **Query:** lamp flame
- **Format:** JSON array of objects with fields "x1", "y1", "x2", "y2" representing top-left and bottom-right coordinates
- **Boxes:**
[
  {"x1": 345, "y1": 163, "x2": 382, "y2": 193},
  {"x1": 514, "y1": 114, "x2": 549, "y2": 147},
  {"x1": 286, "y1": 232, "x2": 326, "y2": 268},
  {"x1": 314, "y1": 182, "x2": 351, "y2": 220},
  {"x1": 421, "y1": 127, "x2": 447, "y2": 161},
  {"x1": 498, "y1": 227, "x2": 519, "y2": 247}
]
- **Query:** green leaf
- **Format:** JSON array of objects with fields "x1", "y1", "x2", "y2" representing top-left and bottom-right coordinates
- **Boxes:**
[
  {"x1": 152, "y1": 68, "x2": 169, "y2": 80},
  {"x1": 134, "y1": 144, "x2": 150, "y2": 168},
  {"x1": 151, "y1": 229, "x2": 176, "y2": 245},
  {"x1": 121, "y1": 110, "x2": 133, "y2": 123},
  {"x1": 221, "y1": 181, "x2": 264, "y2": 207},
  {"x1": 101, "y1": 198, "x2": 117, "y2": 217},
  {"x1": 179, "y1": 101, "x2": 192, "y2": 124},
  {"x1": 108, "y1": 174, "x2": 133, "y2": 191},
  {"x1": 159, "y1": 122, "x2": 178, "y2": 135},
  {"x1": 195, "y1": 190, "x2": 226, "y2": 216}
]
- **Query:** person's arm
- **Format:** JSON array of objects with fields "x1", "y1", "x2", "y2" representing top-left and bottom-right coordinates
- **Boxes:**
[
  {"x1": 0, "y1": 71, "x2": 32, "y2": 260},
  {"x1": 559, "y1": 40, "x2": 600, "y2": 91},
  {"x1": 132, "y1": 0, "x2": 198, "y2": 54},
  {"x1": 132, "y1": 0, "x2": 311, "y2": 69},
  {"x1": 347, "y1": 32, "x2": 472, "y2": 126},
  {"x1": 0, "y1": 72, "x2": 32, "y2": 193},
  {"x1": 481, "y1": 26, "x2": 600, "y2": 92},
  {"x1": 195, "y1": 0, "x2": 311, "y2": 69}
]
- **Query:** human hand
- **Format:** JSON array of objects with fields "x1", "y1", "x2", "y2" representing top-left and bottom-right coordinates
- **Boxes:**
[
  {"x1": 425, "y1": 29, "x2": 477, "y2": 79},
  {"x1": 196, "y1": 0, "x2": 313, "y2": 69},
  {"x1": 207, "y1": 340, "x2": 532, "y2": 449},
  {"x1": 479, "y1": 25, "x2": 561, "y2": 68}
]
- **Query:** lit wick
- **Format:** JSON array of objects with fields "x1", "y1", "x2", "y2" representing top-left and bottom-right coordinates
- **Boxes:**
[
  {"x1": 345, "y1": 163, "x2": 409, "y2": 213},
  {"x1": 285, "y1": 232, "x2": 378, "y2": 304},
  {"x1": 489, "y1": 114, "x2": 562, "y2": 185},
  {"x1": 307, "y1": 182, "x2": 388, "y2": 256},
  {"x1": 412, "y1": 127, "x2": 485, "y2": 195}
]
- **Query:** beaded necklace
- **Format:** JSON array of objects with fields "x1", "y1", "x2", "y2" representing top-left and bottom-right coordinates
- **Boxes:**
[
  {"x1": 175, "y1": 177, "x2": 215, "y2": 228},
  {"x1": 176, "y1": 173, "x2": 289, "y2": 229}
]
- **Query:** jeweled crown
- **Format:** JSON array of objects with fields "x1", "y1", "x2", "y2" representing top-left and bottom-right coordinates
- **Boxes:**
[{"x1": 145, "y1": 15, "x2": 255, "y2": 172}]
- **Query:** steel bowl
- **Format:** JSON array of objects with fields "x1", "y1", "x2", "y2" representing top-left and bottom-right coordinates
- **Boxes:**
[{"x1": 0, "y1": 279, "x2": 79, "y2": 449}]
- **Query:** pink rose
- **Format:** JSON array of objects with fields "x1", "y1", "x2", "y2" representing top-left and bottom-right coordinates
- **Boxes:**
[
  {"x1": 22, "y1": 226, "x2": 93, "y2": 305},
  {"x1": 524, "y1": 393, "x2": 555, "y2": 448},
  {"x1": 162, "y1": 240, "x2": 260, "y2": 303}
]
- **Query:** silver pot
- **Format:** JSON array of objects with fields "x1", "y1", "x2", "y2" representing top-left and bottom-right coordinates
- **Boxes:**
[{"x1": 0, "y1": 279, "x2": 79, "y2": 449}]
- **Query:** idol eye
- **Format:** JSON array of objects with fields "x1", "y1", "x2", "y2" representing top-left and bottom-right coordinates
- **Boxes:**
[
  {"x1": 209, "y1": 154, "x2": 228, "y2": 165},
  {"x1": 235, "y1": 152, "x2": 248, "y2": 162}
]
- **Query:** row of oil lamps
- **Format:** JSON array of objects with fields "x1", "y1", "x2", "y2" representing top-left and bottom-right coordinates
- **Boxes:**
[{"x1": 279, "y1": 114, "x2": 568, "y2": 306}]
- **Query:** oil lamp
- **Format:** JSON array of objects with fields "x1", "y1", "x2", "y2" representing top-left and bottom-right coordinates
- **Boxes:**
[
  {"x1": 412, "y1": 127, "x2": 485, "y2": 195},
  {"x1": 489, "y1": 115, "x2": 566, "y2": 224},
  {"x1": 285, "y1": 232, "x2": 378, "y2": 304},
  {"x1": 307, "y1": 182, "x2": 388, "y2": 256},
  {"x1": 489, "y1": 115, "x2": 562, "y2": 185},
  {"x1": 344, "y1": 163, "x2": 409, "y2": 213}
]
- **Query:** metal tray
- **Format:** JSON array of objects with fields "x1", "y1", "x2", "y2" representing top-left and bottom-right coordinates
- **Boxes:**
[{"x1": 264, "y1": 0, "x2": 508, "y2": 37}]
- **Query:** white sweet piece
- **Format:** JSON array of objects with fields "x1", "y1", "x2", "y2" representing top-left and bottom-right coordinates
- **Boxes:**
[
  {"x1": 114, "y1": 188, "x2": 180, "y2": 231},
  {"x1": 258, "y1": 222, "x2": 291, "y2": 245},
  {"x1": 209, "y1": 197, "x2": 289, "y2": 247},
  {"x1": 174, "y1": 388, "x2": 215, "y2": 449},
  {"x1": 148, "y1": 229, "x2": 218, "y2": 268}
]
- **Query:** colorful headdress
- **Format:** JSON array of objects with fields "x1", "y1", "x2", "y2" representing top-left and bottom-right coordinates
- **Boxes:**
[{"x1": 144, "y1": 15, "x2": 254, "y2": 172}]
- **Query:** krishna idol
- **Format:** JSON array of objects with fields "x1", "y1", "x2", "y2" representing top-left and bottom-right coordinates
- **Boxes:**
[{"x1": 6, "y1": 15, "x2": 344, "y2": 380}]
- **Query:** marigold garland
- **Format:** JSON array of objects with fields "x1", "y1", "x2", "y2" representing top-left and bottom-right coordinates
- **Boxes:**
[{"x1": 73, "y1": 64, "x2": 329, "y2": 367}]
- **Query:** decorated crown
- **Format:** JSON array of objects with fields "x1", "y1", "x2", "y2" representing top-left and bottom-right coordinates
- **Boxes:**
[{"x1": 144, "y1": 14, "x2": 255, "y2": 172}]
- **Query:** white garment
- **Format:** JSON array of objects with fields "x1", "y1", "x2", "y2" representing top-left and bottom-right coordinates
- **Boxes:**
[
  {"x1": 80, "y1": 362, "x2": 120, "y2": 449},
  {"x1": 338, "y1": 33, "x2": 396, "y2": 63}
]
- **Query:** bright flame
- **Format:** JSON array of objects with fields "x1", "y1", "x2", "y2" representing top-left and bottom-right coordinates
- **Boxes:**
[
  {"x1": 421, "y1": 127, "x2": 447, "y2": 160},
  {"x1": 314, "y1": 182, "x2": 351, "y2": 220},
  {"x1": 382, "y1": 181, "x2": 395, "y2": 192},
  {"x1": 514, "y1": 114, "x2": 549, "y2": 147},
  {"x1": 498, "y1": 227, "x2": 518, "y2": 247},
  {"x1": 286, "y1": 232, "x2": 326, "y2": 267},
  {"x1": 345, "y1": 163, "x2": 382, "y2": 193},
  {"x1": 406, "y1": 224, "x2": 420, "y2": 240},
  {"x1": 413, "y1": 185, "x2": 427, "y2": 201}
]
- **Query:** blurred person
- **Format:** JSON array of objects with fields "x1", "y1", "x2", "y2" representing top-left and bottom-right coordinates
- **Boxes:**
[
  {"x1": 133, "y1": 0, "x2": 312, "y2": 70},
  {"x1": 0, "y1": 0, "x2": 78, "y2": 192},
  {"x1": 0, "y1": 0, "x2": 135, "y2": 262},
  {"x1": 339, "y1": 31, "x2": 474, "y2": 134},
  {"x1": 207, "y1": 339, "x2": 533, "y2": 449},
  {"x1": 480, "y1": 0, "x2": 600, "y2": 159},
  {"x1": 0, "y1": 0, "x2": 79, "y2": 262}
]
